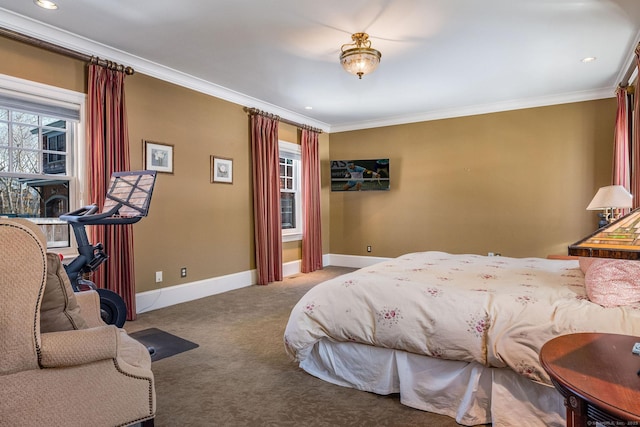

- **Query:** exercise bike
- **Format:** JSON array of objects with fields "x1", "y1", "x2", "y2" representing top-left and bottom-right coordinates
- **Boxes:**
[{"x1": 60, "y1": 170, "x2": 157, "y2": 328}]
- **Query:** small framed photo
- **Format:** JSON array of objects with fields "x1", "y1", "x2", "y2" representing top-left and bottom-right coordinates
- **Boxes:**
[
  {"x1": 211, "y1": 156, "x2": 233, "y2": 184},
  {"x1": 144, "y1": 140, "x2": 174, "y2": 174}
]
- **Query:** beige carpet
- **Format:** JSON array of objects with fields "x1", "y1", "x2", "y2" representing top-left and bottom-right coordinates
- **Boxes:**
[{"x1": 125, "y1": 267, "x2": 485, "y2": 427}]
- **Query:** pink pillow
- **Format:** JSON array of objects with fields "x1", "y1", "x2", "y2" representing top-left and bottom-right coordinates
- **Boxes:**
[
  {"x1": 584, "y1": 259, "x2": 640, "y2": 307},
  {"x1": 579, "y1": 257, "x2": 596, "y2": 274}
]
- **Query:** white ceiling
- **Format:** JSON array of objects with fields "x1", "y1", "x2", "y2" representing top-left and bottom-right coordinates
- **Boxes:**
[{"x1": 0, "y1": 0, "x2": 639, "y2": 132}]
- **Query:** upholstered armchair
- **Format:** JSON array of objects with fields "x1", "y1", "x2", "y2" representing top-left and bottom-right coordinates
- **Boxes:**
[{"x1": 0, "y1": 219, "x2": 155, "y2": 427}]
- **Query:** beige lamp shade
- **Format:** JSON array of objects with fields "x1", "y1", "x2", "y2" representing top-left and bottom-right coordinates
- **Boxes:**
[{"x1": 586, "y1": 185, "x2": 633, "y2": 210}]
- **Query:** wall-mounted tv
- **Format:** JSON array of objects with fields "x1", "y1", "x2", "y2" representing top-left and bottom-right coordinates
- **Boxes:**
[{"x1": 330, "y1": 159, "x2": 390, "y2": 191}]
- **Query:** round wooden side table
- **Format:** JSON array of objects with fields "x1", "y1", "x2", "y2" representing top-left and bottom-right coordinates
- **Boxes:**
[{"x1": 540, "y1": 332, "x2": 640, "y2": 426}]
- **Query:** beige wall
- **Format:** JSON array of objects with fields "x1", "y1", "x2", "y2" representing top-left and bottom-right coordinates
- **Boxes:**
[
  {"x1": 1, "y1": 34, "x2": 616, "y2": 293},
  {"x1": 329, "y1": 100, "x2": 615, "y2": 259},
  {"x1": 0, "y1": 36, "x2": 330, "y2": 293},
  {"x1": 125, "y1": 75, "x2": 255, "y2": 291},
  {"x1": 0, "y1": 37, "x2": 85, "y2": 92},
  {"x1": 128, "y1": 87, "x2": 330, "y2": 291}
]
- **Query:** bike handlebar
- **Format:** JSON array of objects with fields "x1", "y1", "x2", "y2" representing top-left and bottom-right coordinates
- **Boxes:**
[
  {"x1": 59, "y1": 203, "x2": 143, "y2": 225},
  {"x1": 59, "y1": 205, "x2": 99, "y2": 221}
]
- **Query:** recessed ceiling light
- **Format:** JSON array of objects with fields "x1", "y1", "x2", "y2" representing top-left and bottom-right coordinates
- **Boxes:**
[
  {"x1": 304, "y1": 106, "x2": 313, "y2": 110},
  {"x1": 581, "y1": 57, "x2": 597, "y2": 63},
  {"x1": 34, "y1": 0, "x2": 58, "y2": 10}
]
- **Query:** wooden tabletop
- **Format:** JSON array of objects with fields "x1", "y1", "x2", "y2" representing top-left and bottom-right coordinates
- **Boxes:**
[{"x1": 540, "y1": 332, "x2": 640, "y2": 422}]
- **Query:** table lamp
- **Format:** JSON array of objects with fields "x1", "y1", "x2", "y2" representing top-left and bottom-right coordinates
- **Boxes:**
[{"x1": 586, "y1": 185, "x2": 633, "y2": 228}]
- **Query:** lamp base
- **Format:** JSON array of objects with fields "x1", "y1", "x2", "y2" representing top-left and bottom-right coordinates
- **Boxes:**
[{"x1": 597, "y1": 213, "x2": 608, "y2": 229}]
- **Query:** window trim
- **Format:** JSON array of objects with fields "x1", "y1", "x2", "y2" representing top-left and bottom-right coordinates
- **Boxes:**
[
  {"x1": 279, "y1": 140, "x2": 302, "y2": 242},
  {"x1": 0, "y1": 73, "x2": 86, "y2": 257}
]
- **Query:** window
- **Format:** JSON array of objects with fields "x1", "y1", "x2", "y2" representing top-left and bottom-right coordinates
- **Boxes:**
[
  {"x1": 0, "y1": 74, "x2": 85, "y2": 251},
  {"x1": 279, "y1": 140, "x2": 302, "y2": 242}
]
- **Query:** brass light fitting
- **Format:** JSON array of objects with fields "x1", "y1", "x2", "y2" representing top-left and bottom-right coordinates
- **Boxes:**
[{"x1": 340, "y1": 32, "x2": 382, "y2": 79}]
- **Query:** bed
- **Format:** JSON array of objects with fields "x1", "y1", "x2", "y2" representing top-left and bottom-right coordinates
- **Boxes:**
[{"x1": 284, "y1": 251, "x2": 640, "y2": 426}]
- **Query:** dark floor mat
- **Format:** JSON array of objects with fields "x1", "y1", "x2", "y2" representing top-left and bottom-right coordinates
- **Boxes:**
[{"x1": 129, "y1": 328, "x2": 199, "y2": 362}]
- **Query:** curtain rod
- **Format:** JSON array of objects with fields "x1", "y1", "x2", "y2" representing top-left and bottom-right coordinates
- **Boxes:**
[
  {"x1": 0, "y1": 26, "x2": 134, "y2": 75},
  {"x1": 244, "y1": 107, "x2": 323, "y2": 134}
]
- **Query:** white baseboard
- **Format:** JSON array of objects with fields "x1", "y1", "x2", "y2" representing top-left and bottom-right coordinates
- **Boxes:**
[
  {"x1": 136, "y1": 269, "x2": 256, "y2": 314},
  {"x1": 327, "y1": 253, "x2": 390, "y2": 268},
  {"x1": 282, "y1": 259, "x2": 301, "y2": 277},
  {"x1": 136, "y1": 253, "x2": 385, "y2": 314}
]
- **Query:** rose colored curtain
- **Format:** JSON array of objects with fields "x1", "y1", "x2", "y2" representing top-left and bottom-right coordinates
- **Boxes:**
[
  {"x1": 301, "y1": 129, "x2": 322, "y2": 273},
  {"x1": 87, "y1": 64, "x2": 137, "y2": 320},
  {"x1": 613, "y1": 86, "x2": 630, "y2": 215},
  {"x1": 250, "y1": 114, "x2": 282, "y2": 285},
  {"x1": 633, "y1": 45, "x2": 640, "y2": 210}
]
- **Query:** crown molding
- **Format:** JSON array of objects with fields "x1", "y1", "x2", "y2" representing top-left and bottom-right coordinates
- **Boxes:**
[
  {"x1": 614, "y1": 30, "x2": 640, "y2": 87},
  {"x1": 329, "y1": 87, "x2": 615, "y2": 133},
  {"x1": 0, "y1": 8, "x2": 331, "y2": 133},
  {"x1": 0, "y1": 8, "x2": 621, "y2": 135}
]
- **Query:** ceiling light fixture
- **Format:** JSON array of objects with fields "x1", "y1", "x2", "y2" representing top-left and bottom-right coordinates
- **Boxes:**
[
  {"x1": 340, "y1": 33, "x2": 381, "y2": 79},
  {"x1": 581, "y1": 57, "x2": 596, "y2": 63},
  {"x1": 34, "y1": 0, "x2": 58, "y2": 10}
]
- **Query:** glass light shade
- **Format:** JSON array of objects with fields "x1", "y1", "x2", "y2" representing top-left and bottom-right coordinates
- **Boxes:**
[
  {"x1": 569, "y1": 207, "x2": 640, "y2": 259},
  {"x1": 340, "y1": 47, "x2": 381, "y2": 79}
]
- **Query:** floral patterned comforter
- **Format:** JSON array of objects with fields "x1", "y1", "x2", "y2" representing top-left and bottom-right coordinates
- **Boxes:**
[{"x1": 284, "y1": 251, "x2": 640, "y2": 385}]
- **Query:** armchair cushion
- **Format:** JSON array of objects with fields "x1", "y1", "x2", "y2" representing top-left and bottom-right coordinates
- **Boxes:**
[
  {"x1": 74, "y1": 290, "x2": 106, "y2": 328},
  {"x1": 40, "y1": 253, "x2": 87, "y2": 333},
  {"x1": 39, "y1": 327, "x2": 152, "y2": 371},
  {"x1": 39, "y1": 326, "x2": 118, "y2": 368}
]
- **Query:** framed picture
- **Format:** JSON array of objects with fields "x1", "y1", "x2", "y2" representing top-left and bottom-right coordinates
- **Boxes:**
[
  {"x1": 211, "y1": 156, "x2": 233, "y2": 184},
  {"x1": 144, "y1": 140, "x2": 174, "y2": 174}
]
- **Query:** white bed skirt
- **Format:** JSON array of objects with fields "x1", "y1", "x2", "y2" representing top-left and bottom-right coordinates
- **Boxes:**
[{"x1": 299, "y1": 339, "x2": 565, "y2": 427}]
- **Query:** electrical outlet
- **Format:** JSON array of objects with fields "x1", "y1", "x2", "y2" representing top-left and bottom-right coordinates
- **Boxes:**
[
  {"x1": 180, "y1": 267, "x2": 187, "y2": 278},
  {"x1": 367, "y1": 245, "x2": 372, "y2": 253},
  {"x1": 155, "y1": 271, "x2": 163, "y2": 283}
]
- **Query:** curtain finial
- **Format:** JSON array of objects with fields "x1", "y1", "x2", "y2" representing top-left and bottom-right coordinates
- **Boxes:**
[{"x1": 87, "y1": 56, "x2": 135, "y2": 75}]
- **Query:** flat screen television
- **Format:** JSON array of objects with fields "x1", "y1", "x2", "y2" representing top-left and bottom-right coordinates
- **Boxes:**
[{"x1": 330, "y1": 159, "x2": 390, "y2": 191}]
